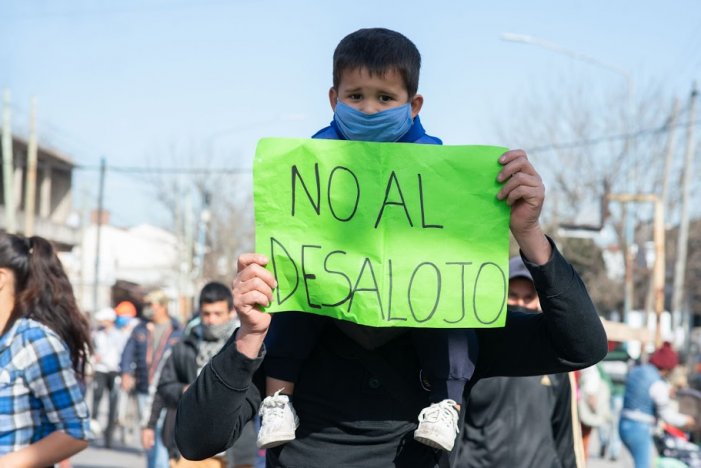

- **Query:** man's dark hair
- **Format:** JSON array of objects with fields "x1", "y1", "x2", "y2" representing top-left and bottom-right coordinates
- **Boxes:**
[
  {"x1": 333, "y1": 28, "x2": 421, "y2": 97},
  {"x1": 198, "y1": 281, "x2": 233, "y2": 310}
]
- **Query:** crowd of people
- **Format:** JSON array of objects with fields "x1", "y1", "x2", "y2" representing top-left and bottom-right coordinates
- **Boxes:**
[
  {"x1": 0, "y1": 26, "x2": 697, "y2": 468},
  {"x1": 88, "y1": 284, "x2": 260, "y2": 468}
]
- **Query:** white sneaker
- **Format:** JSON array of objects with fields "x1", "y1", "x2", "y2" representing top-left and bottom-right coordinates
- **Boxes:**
[
  {"x1": 413, "y1": 399, "x2": 459, "y2": 451},
  {"x1": 257, "y1": 389, "x2": 300, "y2": 449}
]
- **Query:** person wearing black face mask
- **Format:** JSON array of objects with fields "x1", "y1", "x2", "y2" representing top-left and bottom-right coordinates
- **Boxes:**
[
  {"x1": 155, "y1": 282, "x2": 257, "y2": 468},
  {"x1": 455, "y1": 257, "x2": 584, "y2": 468}
]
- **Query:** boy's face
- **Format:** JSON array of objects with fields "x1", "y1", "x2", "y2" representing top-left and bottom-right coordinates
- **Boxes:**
[{"x1": 329, "y1": 67, "x2": 423, "y2": 117}]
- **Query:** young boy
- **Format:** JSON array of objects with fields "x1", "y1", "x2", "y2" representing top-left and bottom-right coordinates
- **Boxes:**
[{"x1": 257, "y1": 28, "x2": 478, "y2": 453}]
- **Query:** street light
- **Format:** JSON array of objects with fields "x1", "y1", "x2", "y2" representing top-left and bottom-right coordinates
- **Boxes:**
[
  {"x1": 501, "y1": 32, "x2": 639, "y2": 323},
  {"x1": 500, "y1": 33, "x2": 634, "y2": 100}
]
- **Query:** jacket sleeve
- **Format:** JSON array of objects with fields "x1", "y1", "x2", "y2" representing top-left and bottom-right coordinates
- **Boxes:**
[
  {"x1": 175, "y1": 331, "x2": 263, "y2": 461},
  {"x1": 551, "y1": 373, "x2": 578, "y2": 468},
  {"x1": 157, "y1": 351, "x2": 186, "y2": 408},
  {"x1": 147, "y1": 391, "x2": 166, "y2": 429},
  {"x1": 474, "y1": 239, "x2": 608, "y2": 379},
  {"x1": 120, "y1": 330, "x2": 137, "y2": 374}
]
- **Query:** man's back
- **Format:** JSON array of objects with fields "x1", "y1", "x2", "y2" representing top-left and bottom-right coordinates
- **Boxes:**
[{"x1": 457, "y1": 374, "x2": 575, "y2": 468}]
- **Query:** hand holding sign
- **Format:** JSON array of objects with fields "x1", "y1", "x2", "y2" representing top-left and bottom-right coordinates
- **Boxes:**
[
  {"x1": 232, "y1": 253, "x2": 276, "y2": 357},
  {"x1": 497, "y1": 149, "x2": 551, "y2": 265}
]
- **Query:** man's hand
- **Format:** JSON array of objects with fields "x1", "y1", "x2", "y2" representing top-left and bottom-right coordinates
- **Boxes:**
[
  {"x1": 121, "y1": 373, "x2": 135, "y2": 392},
  {"x1": 141, "y1": 427, "x2": 155, "y2": 450},
  {"x1": 497, "y1": 149, "x2": 551, "y2": 265},
  {"x1": 232, "y1": 253, "x2": 277, "y2": 357},
  {"x1": 685, "y1": 415, "x2": 697, "y2": 430}
]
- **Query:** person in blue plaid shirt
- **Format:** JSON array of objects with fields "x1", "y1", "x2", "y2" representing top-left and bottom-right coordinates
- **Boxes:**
[{"x1": 0, "y1": 233, "x2": 92, "y2": 466}]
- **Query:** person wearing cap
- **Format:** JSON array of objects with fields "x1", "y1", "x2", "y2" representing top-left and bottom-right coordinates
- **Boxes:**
[
  {"x1": 91, "y1": 307, "x2": 130, "y2": 448},
  {"x1": 114, "y1": 300, "x2": 138, "y2": 333},
  {"x1": 455, "y1": 256, "x2": 582, "y2": 468},
  {"x1": 120, "y1": 289, "x2": 182, "y2": 468},
  {"x1": 619, "y1": 342, "x2": 696, "y2": 468}
]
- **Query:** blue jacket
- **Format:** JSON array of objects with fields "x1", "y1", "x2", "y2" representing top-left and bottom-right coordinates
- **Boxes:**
[
  {"x1": 120, "y1": 319, "x2": 182, "y2": 394},
  {"x1": 312, "y1": 115, "x2": 442, "y2": 145},
  {"x1": 622, "y1": 363, "x2": 660, "y2": 417}
]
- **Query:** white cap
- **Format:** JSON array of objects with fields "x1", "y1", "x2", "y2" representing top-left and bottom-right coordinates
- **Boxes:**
[{"x1": 95, "y1": 307, "x2": 116, "y2": 322}]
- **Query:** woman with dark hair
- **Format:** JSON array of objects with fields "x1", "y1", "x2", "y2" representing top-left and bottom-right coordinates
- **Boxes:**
[{"x1": 0, "y1": 233, "x2": 92, "y2": 465}]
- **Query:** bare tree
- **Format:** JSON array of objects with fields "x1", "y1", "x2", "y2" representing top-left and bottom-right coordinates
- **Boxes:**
[
  {"x1": 497, "y1": 79, "x2": 680, "y2": 313},
  {"x1": 147, "y1": 142, "x2": 255, "y2": 314}
]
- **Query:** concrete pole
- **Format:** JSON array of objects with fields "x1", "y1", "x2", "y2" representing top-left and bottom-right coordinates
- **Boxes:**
[
  {"x1": 652, "y1": 197, "x2": 665, "y2": 348},
  {"x1": 671, "y1": 84, "x2": 697, "y2": 337},
  {"x1": 92, "y1": 158, "x2": 106, "y2": 315},
  {"x1": 608, "y1": 194, "x2": 664, "y2": 349},
  {"x1": 1, "y1": 90, "x2": 15, "y2": 233},
  {"x1": 645, "y1": 99, "x2": 681, "y2": 321},
  {"x1": 24, "y1": 97, "x2": 38, "y2": 236},
  {"x1": 661, "y1": 99, "x2": 681, "y2": 218}
]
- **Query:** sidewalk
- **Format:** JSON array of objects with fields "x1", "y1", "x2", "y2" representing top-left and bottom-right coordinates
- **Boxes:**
[{"x1": 72, "y1": 443, "x2": 145, "y2": 468}]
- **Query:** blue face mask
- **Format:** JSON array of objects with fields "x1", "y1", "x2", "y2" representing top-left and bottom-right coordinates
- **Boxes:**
[
  {"x1": 333, "y1": 101, "x2": 413, "y2": 142},
  {"x1": 115, "y1": 316, "x2": 130, "y2": 329}
]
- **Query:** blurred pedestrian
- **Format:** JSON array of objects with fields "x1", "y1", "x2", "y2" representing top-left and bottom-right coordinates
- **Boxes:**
[
  {"x1": 91, "y1": 306, "x2": 129, "y2": 448},
  {"x1": 576, "y1": 363, "x2": 611, "y2": 460},
  {"x1": 157, "y1": 282, "x2": 257, "y2": 468},
  {"x1": 620, "y1": 341, "x2": 695, "y2": 468},
  {"x1": 120, "y1": 289, "x2": 182, "y2": 468},
  {"x1": 597, "y1": 342, "x2": 631, "y2": 461},
  {"x1": 115, "y1": 300, "x2": 139, "y2": 335},
  {"x1": 0, "y1": 234, "x2": 92, "y2": 465},
  {"x1": 457, "y1": 256, "x2": 583, "y2": 467}
]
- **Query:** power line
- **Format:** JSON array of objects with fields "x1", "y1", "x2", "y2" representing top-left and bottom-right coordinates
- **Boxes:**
[
  {"x1": 74, "y1": 165, "x2": 251, "y2": 174},
  {"x1": 528, "y1": 118, "x2": 700, "y2": 153},
  {"x1": 68, "y1": 119, "x2": 701, "y2": 174}
]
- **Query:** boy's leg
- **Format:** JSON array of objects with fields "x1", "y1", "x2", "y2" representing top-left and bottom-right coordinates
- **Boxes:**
[
  {"x1": 411, "y1": 328, "x2": 478, "y2": 402},
  {"x1": 411, "y1": 328, "x2": 478, "y2": 452},
  {"x1": 258, "y1": 312, "x2": 327, "y2": 449}
]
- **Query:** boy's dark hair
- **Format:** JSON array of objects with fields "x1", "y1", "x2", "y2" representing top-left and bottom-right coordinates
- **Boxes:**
[
  {"x1": 333, "y1": 28, "x2": 421, "y2": 97},
  {"x1": 198, "y1": 281, "x2": 233, "y2": 310}
]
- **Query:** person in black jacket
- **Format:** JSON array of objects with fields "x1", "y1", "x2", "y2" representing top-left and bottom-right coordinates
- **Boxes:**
[
  {"x1": 174, "y1": 27, "x2": 607, "y2": 468},
  {"x1": 155, "y1": 282, "x2": 257, "y2": 468},
  {"x1": 174, "y1": 153, "x2": 607, "y2": 468},
  {"x1": 455, "y1": 256, "x2": 582, "y2": 468}
]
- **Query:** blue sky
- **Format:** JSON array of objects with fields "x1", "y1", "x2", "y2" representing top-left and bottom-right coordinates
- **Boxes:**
[{"x1": 1, "y1": 0, "x2": 699, "y2": 227}]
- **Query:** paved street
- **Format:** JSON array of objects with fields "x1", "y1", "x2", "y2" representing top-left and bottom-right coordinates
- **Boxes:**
[
  {"x1": 72, "y1": 443, "x2": 145, "y2": 468},
  {"x1": 69, "y1": 428, "x2": 635, "y2": 468},
  {"x1": 587, "y1": 430, "x2": 634, "y2": 468}
]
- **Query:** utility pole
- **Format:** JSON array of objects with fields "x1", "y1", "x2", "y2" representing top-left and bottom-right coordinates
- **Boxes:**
[
  {"x1": 671, "y1": 84, "x2": 697, "y2": 334},
  {"x1": 1, "y1": 90, "x2": 15, "y2": 233},
  {"x1": 24, "y1": 98, "x2": 38, "y2": 236},
  {"x1": 92, "y1": 158, "x2": 106, "y2": 315},
  {"x1": 608, "y1": 194, "x2": 665, "y2": 348},
  {"x1": 645, "y1": 99, "x2": 681, "y2": 319}
]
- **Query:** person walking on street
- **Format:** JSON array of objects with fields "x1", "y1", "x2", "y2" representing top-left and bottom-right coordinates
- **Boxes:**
[
  {"x1": 91, "y1": 306, "x2": 129, "y2": 448},
  {"x1": 620, "y1": 342, "x2": 695, "y2": 468},
  {"x1": 0, "y1": 234, "x2": 92, "y2": 466},
  {"x1": 156, "y1": 282, "x2": 257, "y2": 468},
  {"x1": 457, "y1": 256, "x2": 583, "y2": 468},
  {"x1": 120, "y1": 289, "x2": 182, "y2": 468}
]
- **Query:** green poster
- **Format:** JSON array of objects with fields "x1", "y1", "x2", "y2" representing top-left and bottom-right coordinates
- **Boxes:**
[{"x1": 254, "y1": 137, "x2": 510, "y2": 328}]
